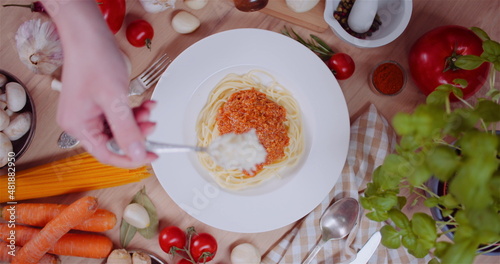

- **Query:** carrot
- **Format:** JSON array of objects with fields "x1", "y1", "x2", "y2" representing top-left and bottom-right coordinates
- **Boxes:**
[
  {"x1": 0, "y1": 224, "x2": 113, "y2": 259},
  {"x1": 1, "y1": 203, "x2": 117, "y2": 232},
  {"x1": 0, "y1": 241, "x2": 60, "y2": 264},
  {"x1": 12, "y1": 196, "x2": 98, "y2": 264}
]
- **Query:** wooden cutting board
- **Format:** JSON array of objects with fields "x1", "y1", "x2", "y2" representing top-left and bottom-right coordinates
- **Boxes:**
[{"x1": 260, "y1": 0, "x2": 330, "y2": 32}]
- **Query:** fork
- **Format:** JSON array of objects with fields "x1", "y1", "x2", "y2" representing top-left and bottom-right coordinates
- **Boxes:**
[{"x1": 129, "y1": 53, "x2": 171, "y2": 96}]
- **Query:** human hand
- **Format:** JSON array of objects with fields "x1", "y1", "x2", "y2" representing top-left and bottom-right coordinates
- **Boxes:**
[
  {"x1": 57, "y1": 45, "x2": 158, "y2": 167},
  {"x1": 44, "y1": 0, "x2": 158, "y2": 167}
]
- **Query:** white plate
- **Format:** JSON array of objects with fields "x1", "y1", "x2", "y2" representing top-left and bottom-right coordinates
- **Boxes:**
[{"x1": 150, "y1": 28, "x2": 350, "y2": 233}]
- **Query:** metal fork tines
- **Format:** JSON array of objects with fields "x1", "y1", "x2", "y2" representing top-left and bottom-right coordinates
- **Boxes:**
[{"x1": 129, "y1": 53, "x2": 171, "y2": 96}]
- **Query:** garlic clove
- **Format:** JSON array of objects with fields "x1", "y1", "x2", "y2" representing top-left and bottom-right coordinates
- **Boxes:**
[
  {"x1": 51, "y1": 78, "x2": 62, "y2": 92},
  {"x1": 184, "y1": 0, "x2": 208, "y2": 10},
  {"x1": 15, "y1": 19, "x2": 63, "y2": 75},
  {"x1": 123, "y1": 203, "x2": 150, "y2": 229},
  {"x1": 230, "y1": 243, "x2": 261, "y2": 264},
  {"x1": 6, "y1": 82, "x2": 27, "y2": 112},
  {"x1": 171, "y1": 11, "x2": 201, "y2": 34}
]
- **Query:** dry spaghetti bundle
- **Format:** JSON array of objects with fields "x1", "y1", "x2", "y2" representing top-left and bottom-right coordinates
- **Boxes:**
[{"x1": 0, "y1": 152, "x2": 152, "y2": 203}]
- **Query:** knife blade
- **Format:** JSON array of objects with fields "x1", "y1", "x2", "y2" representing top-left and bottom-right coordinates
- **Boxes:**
[{"x1": 349, "y1": 231, "x2": 381, "y2": 264}]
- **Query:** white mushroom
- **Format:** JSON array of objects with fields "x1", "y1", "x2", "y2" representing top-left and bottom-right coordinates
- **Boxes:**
[
  {"x1": 3, "y1": 112, "x2": 31, "y2": 141},
  {"x1": 0, "y1": 109, "x2": 10, "y2": 131},
  {"x1": 0, "y1": 93, "x2": 6, "y2": 102},
  {"x1": 0, "y1": 132, "x2": 13, "y2": 167},
  {"x1": 6, "y1": 82, "x2": 27, "y2": 112},
  {"x1": 171, "y1": 11, "x2": 201, "y2": 34}
]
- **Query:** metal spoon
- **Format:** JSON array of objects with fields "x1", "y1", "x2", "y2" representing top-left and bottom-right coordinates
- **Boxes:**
[
  {"x1": 106, "y1": 138, "x2": 207, "y2": 155},
  {"x1": 57, "y1": 131, "x2": 80, "y2": 149},
  {"x1": 301, "y1": 197, "x2": 360, "y2": 264}
]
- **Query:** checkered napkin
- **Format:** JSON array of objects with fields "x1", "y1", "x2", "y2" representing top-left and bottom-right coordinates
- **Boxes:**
[{"x1": 262, "y1": 104, "x2": 430, "y2": 264}]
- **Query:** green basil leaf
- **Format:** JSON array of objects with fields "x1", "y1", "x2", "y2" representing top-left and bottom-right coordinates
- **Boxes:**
[
  {"x1": 408, "y1": 164, "x2": 432, "y2": 186},
  {"x1": 440, "y1": 239, "x2": 478, "y2": 264},
  {"x1": 366, "y1": 210, "x2": 389, "y2": 222},
  {"x1": 411, "y1": 213, "x2": 437, "y2": 242},
  {"x1": 423, "y1": 197, "x2": 439, "y2": 208},
  {"x1": 380, "y1": 225, "x2": 401, "y2": 249},
  {"x1": 397, "y1": 196, "x2": 407, "y2": 210},
  {"x1": 474, "y1": 99, "x2": 500, "y2": 122},
  {"x1": 392, "y1": 112, "x2": 414, "y2": 135},
  {"x1": 471, "y1": 27, "x2": 490, "y2": 41},
  {"x1": 453, "y1": 79, "x2": 468, "y2": 88},
  {"x1": 495, "y1": 60, "x2": 500, "y2": 72},
  {"x1": 440, "y1": 194, "x2": 460, "y2": 209},
  {"x1": 409, "y1": 238, "x2": 434, "y2": 258},
  {"x1": 428, "y1": 257, "x2": 442, "y2": 264},
  {"x1": 132, "y1": 187, "x2": 159, "y2": 239},
  {"x1": 483, "y1": 40, "x2": 500, "y2": 56},
  {"x1": 401, "y1": 232, "x2": 417, "y2": 250},
  {"x1": 426, "y1": 146, "x2": 460, "y2": 182},
  {"x1": 372, "y1": 193, "x2": 399, "y2": 212},
  {"x1": 389, "y1": 209, "x2": 410, "y2": 229},
  {"x1": 433, "y1": 241, "x2": 452, "y2": 258},
  {"x1": 427, "y1": 85, "x2": 454, "y2": 106},
  {"x1": 120, "y1": 219, "x2": 137, "y2": 248},
  {"x1": 455, "y1": 55, "x2": 486, "y2": 70}
]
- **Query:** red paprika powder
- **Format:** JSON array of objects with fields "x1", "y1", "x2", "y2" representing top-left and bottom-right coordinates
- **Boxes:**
[{"x1": 371, "y1": 61, "x2": 405, "y2": 95}]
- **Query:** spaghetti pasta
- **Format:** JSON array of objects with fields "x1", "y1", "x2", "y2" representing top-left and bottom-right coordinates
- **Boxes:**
[
  {"x1": 196, "y1": 70, "x2": 304, "y2": 190},
  {"x1": 0, "y1": 152, "x2": 152, "y2": 203}
]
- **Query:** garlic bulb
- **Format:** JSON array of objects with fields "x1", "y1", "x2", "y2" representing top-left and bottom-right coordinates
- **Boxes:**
[{"x1": 15, "y1": 19, "x2": 63, "y2": 75}]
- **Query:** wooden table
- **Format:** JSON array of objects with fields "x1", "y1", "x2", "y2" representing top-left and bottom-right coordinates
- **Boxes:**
[{"x1": 0, "y1": 0, "x2": 499, "y2": 263}]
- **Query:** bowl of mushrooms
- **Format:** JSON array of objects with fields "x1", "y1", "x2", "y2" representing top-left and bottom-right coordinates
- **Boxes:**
[{"x1": 0, "y1": 70, "x2": 36, "y2": 167}]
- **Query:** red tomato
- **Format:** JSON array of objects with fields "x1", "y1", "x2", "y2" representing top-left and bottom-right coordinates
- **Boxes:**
[
  {"x1": 96, "y1": 0, "x2": 126, "y2": 34},
  {"x1": 409, "y1": 25, "x2": 490, "y2": 101},
  {"x1": 190, "y1": 233, "x2": 218, "y2": 263},
  {"x1": 327, "y1": 53, "x2": 355, "y2": 80},
  {"x1": 126, "y1": 20, "x2": 154, "y2": 49},
  {"x1": 159, "y1": 226, "x2": 186, "y2": 254},
  {"x1": 177, "y1": 259, "x2": 192, "y2": 264}
]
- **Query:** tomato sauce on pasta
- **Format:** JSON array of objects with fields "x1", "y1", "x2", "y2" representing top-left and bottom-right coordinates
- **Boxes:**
[{"x1": 216, "y1": 89, "x2": 290, "y2": 176}]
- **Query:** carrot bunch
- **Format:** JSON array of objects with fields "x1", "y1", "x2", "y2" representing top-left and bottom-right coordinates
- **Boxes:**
[{"x1": 0, "y1": 196, "x2": 116, "y2": 264}]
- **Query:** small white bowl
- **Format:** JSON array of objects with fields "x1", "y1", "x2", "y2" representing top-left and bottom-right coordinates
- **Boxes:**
[{"x1": 324, "y1": 0, "x2": 412, "y2": 48}]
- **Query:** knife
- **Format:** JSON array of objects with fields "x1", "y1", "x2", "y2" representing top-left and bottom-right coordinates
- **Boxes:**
[{"x1": 349, "y1": 231, "x2": 382, "y2": 264}]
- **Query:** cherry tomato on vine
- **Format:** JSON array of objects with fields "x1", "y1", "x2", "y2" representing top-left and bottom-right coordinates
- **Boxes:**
[
  {"x1": 326, "y1": 53, "x2": 355, "y2": 80},
  {"x1": 126, "y1": 19, "x2": 154, "y2": 49},
  {"x1": 190, "y1": 233, "x2": 218, "y2": 263},
  {"x1": 177, "y1": 259, "x2": 192, "y2": 264},
  {"x1": 159, "y1": 226, "x2": 186, "y2": 254},
  {"x1": 96, "y1": 0, "x2": 125, "y2": 34}
]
